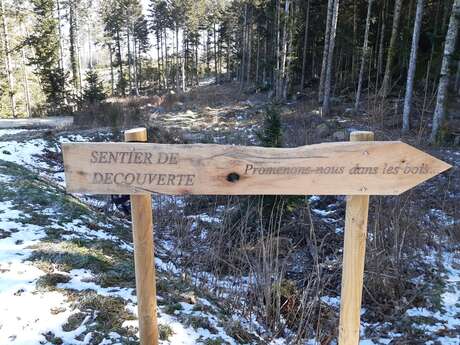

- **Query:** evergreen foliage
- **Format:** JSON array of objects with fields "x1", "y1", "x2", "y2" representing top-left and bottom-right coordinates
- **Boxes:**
[
  {"x1": 28, "y1": 0, "x2": 68, "y2": 111},
  {"x1": 82, "y1": 69, "x2": 106, "y2": 105},
  {"x1": 258, "y1": 105, "x2": 282, "y2": 148}
]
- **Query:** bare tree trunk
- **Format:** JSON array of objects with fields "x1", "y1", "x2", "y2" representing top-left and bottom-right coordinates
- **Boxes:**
[
  {"x1": 402, "y1": 0, "x2": 415, "y2": 72},
  {"x1": 75, "y1": 1, "x2": 83, "y2": 94},
  {"x1": 318, "y1": 0, "x2": 334, "y2": 103},
  {"x1": 240, "y1": 4, "x2": 248, "y2": 89},
  {"x1": 160, "y1": 30, "x2": 164, "y2": 89},
  {"x1": 311, "y1": 34, "x2": 316, "y2": 77},
  {"x1": 255, "y1": 30, "x2": 260, "y2": 84},
  {"x1": 283, "y1": 1, "x2": 294, "y2": 100},
  {"x1": 20, "y1": 26, "x2": 31, "y2": 118},
  {"x1": 195, "y1": 41, "x2": 199, "y2": 86},
  {"x1": 262, "y1": 27, "x2": 267, "y2": 85},
  {"x1": 355, "y1": 0, "x2": 374, "y2": 113},
  {"x1": 1, "y1": 0, "x2": 16, "y2": 118},
  {"x1": 226, "y1": 31, "x2": 230, "y2": 81},
  {"x1": 274, "y1": 0, "x2": 280, "y2": 93},
  {"x1": 246, "y1": 16, "x2": 252, "y2": 86},
  {"x1": 213, "y1": 23, "x2": 218, "y2": 83},
  {"x1": 126, "y1": 27, "x2": 133, "y2": 94},
  {"x1": 181, "y1": 29, "x2": 186, "y2": 91},
  {"x1": 56, "y1": 0, "x2": 64, "y2": 70},
  {"x1": 322, "y1": 0, "x2": 340, "y2": 116},
  {"x1": 455, "y1": 60, "x2": 460, "y2": 94},
  {"x1": 116, "y1": 29, "x2": 124, "y2": 95},
  {"x1": 402, "y1": 0, "x2": 425, "y2": 133},
  {"x1": 277, "y1": 0, "x2": 290, "y2": 100},
  {"x1": 381, "y1": 0, "x2": 402, "y2": 97},
  {"x1": 108, "y1": 44, "x2": 114, "y2": 96},
  {"x1": 376, "y1": 0, "x2": 387, "y2": 88},
  {"x1": 175, "y1": 26, "x2": 180, "y2": 92},
  {"x1": 430, "y1": 0, "x2": 460, "y2": 143},
  {"x1": 133, "y1": 37, "x2": 139, "y2": 96},
  {"x1": 300, "y1": 0, "x2": 310, "y2": 92},
  {"x1": 351, "y1": 0, "x2": 357, "y2": 80},
  {"x1": 87, "y1": 23, "x2": 93, "y2": 69},
  {"x1": 69, "y1": 0, "x2": 81, "y2": 94},
  {"x1": 156, "y1": 33, "x2": 161, "y2": 90},
  {"x1": 164, "y1": 29, "x2": 169, "y2": 88}
]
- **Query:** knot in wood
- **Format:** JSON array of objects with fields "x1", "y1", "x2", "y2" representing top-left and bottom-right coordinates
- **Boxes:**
[{"x1": 226, "y1": 172, "x2": 240, "y2": 183}]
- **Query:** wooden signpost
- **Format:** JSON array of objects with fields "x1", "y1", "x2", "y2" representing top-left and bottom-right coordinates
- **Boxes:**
[{"x1": 62, "y1": 128, "x2": 451, "y2": 345}]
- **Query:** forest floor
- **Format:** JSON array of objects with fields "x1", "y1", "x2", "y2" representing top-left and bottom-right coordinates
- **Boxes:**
[{"x1": 0, "y1": 82, "x2": 459, "y2": 345}]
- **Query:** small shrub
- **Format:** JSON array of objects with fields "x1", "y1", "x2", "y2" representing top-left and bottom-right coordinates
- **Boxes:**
[
  {"x1": 158, "y1": 324, "x2": 174, "y2": 340},
  {"x1": 186, "y1": 316, "x2": 218, "y2": 334},
  {"x1": 223, "y1": 320, "x2": 255, "y2": 343},
  {"x1": 164, "y1": 302, "x2": 183, "y2": 315},
  {"x1": 62, "y1": 312, "x2": 86, "y2": 332},
  {"x1": 258, "y1": 104, "x2": 282, "y2": 147}
]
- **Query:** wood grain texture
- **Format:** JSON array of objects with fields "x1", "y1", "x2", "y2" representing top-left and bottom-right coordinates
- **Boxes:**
[
  {"x1": 338, "y1": 131, "x2": 373, "y2": 345},
  {"x1": 62, "y1": 140, "x2": 451, "y2": 196},
  {"x1": 125, "y1": 128, "x2": 159, "y2": 345}
]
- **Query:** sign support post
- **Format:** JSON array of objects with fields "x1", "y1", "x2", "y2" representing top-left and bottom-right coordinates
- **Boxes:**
[
  {"x1": 125, "y1": 128, "x2": 159, "y2": 345},
  {"x1": 338, "y1": 131, "x2": 374, "y2": 345}
]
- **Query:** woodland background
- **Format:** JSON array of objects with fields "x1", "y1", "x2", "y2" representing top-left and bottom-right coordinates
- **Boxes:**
[{"x1": 0, "y1": 0, "x2": 459, "y2": 142}]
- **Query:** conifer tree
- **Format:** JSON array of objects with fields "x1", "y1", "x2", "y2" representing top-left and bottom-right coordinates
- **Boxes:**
[
  {"x1": 29, "y1": 0, "x2": 68, "y2": 111},
  {"x1": 82, "y1": 69, "x2": 106, "y2": 104}
]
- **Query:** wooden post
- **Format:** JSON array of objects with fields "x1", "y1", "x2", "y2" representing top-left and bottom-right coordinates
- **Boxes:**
[
  {"x1": 338, "y1": 131, "x2": 374, "y2": 345},
  {"x1": 125, "y1": 128, "x2": 159, "y2": 345}
]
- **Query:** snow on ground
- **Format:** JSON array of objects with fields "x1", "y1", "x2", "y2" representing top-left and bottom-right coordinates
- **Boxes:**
[
  {"x1": 0, "y1": 201, "x2": 76, "y2": 345},
  {"x1": 406, "y1": 253, "x2": 460, "y2": 345},
  {"x1": 0, "y1": 129, "x2": 29, "y2": 137}
]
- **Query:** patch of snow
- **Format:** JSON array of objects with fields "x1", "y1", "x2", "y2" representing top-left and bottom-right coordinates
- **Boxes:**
[
  {"x1": 426, "y1": 209, "x2": 456, "y2": 226},
  {"x1": 0, "y1": 139, "x2": 48, "y2": 169},
  {"x1": 320, "y1": 295, "x2": 340, "y2": 308},
  {"x1": 312, "y1": 208, "x2": 335, "y2": 217},
  {"x1": 0, "y1": 129, "x2": 28, "y2": 137},
  {"x1": 405, "y1": 252, "x2": 460, "y2": 339},
  {"x1": 0, "y1": 201, "x2": 78, "y2": 345}
]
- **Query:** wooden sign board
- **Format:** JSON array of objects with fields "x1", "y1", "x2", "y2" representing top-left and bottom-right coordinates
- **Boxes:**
[
  {"x1": 61, "y1": 130, "x2": 452, "y2": 345},
  {"x1": 62, "y1": 141, "x2": 451, "y2": 196}
]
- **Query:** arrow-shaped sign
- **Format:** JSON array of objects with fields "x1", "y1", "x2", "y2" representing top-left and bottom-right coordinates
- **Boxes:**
[{"x1": 62, "y1": 141, "x2": 451, "y2": 196}]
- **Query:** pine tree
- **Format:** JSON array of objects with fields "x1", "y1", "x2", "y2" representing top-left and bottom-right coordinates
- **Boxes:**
[
  {"x1": 82, "y1": 69, "x2": 106, "y2": 104},
  {"x1": 29, "y1": 0, "x2": 69, "y2": 111},
  {"x1": 258, "y1": 104, "x2": 282, "y2": 148}
]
